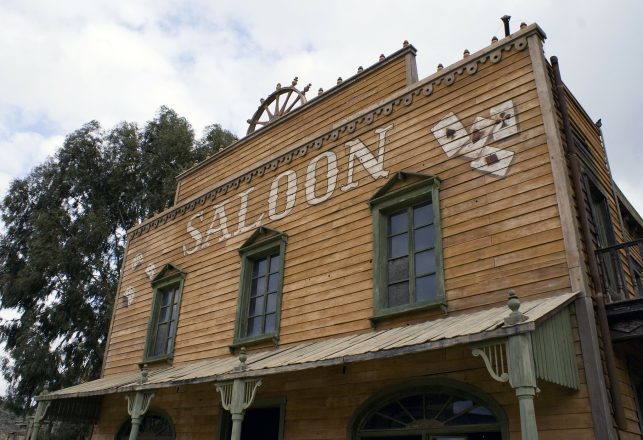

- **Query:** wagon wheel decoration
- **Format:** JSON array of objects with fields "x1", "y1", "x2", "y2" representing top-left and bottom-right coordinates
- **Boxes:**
[{"x1": 247, "y1": 77, "x2": 311, "y2": 135}]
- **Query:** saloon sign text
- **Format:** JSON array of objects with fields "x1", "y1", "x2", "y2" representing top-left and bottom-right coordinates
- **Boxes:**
[{"x1": 181, "y1": 124, "x2": 394, "y2": 256}]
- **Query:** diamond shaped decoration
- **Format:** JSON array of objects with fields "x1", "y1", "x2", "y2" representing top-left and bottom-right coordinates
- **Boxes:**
[
  {"x1": 431, "y1": 113, "x2": 470, "y2": 157},
  {"x1": 470, "y1": 145, "x2": 514, "y2": 177}
]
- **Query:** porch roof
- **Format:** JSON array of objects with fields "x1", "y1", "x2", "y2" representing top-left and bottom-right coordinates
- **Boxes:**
[{"x1": 40, "y1": 292, "x2": 579, "y2": 401}]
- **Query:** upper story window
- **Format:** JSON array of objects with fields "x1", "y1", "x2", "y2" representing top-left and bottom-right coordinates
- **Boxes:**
[
  {"x1": 233, "y1": 227, "x2": 287, "y2": 348},
  {"x1": 144, "y1": 264, "x2": 186, "y2": 363},
  {"x1": 369, "y1": 172, "x2": 445, "y2": 321}
]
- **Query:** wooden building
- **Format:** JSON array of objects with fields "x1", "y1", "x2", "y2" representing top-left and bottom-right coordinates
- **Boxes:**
[{"x1": 31, "y1": 21, "x2": 643, "y2": 440}]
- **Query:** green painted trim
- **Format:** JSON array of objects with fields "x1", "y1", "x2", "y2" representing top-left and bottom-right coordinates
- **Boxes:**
[
  {"x1": 346, "y1": 377, "x2": 508, "y2": 440},
  {"x1": 143, "y1": 272, "x2": 186, "y2": 363},
  {"x1": 370, "y1": 172, "x2": 445, "y2": 318},
  {"x1": 233, "y1": 228, "x2": 287, "y2": 346},
  {"x1": 532, "y1": 307, "x2": 580, "y2": 390},
  {"x1": 151, "y1": 263, "x2": 186, "y2": 286},
  {"x1": 368, "y1": 173, "x2": 440, "y2": 208},
  {"x1": 369, "y1": 299, "x2": 445, "y2": 323}
]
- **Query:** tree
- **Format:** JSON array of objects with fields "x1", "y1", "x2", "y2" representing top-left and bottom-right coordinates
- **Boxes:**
[{"x1": 0, "y1": 108, "x2": 237, "y2": 415}]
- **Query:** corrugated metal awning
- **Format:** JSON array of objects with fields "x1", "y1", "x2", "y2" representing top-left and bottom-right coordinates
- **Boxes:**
[{"x1": 41, "y1": 292, "x2": 579, "y2": 401}]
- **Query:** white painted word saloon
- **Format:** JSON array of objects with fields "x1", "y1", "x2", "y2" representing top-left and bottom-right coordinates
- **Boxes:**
[{"x1": 32, "y1": 21, "x2": 643, "y2": 440}]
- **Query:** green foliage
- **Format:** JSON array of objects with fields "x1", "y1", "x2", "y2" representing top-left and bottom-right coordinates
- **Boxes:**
[{"x1": 0, "y1": 107, "x2": 237, "y2": 413}]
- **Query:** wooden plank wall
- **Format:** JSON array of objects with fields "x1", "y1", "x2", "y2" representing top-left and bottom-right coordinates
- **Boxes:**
[
  {"x1": 93, "y1": 339, "x2": 595, "y2": 440},
  {"x1": 103, "y1": 38, "x2": 572, "y2": 376},
  {"x1": 564, "y1": 92, "x2": 638, "y2": 297}
]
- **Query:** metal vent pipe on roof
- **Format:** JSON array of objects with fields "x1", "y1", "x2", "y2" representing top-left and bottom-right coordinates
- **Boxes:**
[{"x1": 501, "y1": 15, "x2": 511, "y2": 37}]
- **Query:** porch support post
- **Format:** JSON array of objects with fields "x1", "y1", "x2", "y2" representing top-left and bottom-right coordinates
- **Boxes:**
[
  {"x1": 504, "y1": 291, "x2": 538, "y2": 440},
  {"x1": 230, "y1": 379, "x2": 247, "y2": 440},
  {"x1": 29, "y1": 400, "x2": 51, "y2": 440},
  {"x1": 216, "y1": 378, "x2": 263, "y2": 440},
  {"x1": 125, "y1": 391, "x2": 155, "y2": 440},
  {"x1": 507, "y1": 333, "x2": 538, "y2": 440},
  {"x1": 216, "y1": 348, "x2": 263, "y2": 440}
]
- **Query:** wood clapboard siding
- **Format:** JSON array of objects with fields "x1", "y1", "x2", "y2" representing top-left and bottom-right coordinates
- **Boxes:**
[
  {"x1": 564, "y1": 92, "x2": 640, "y2": 299},
  {"x1": 174, "y1": 54, "x2": 411, "y2": 203},
  {"x1": 103, "y1": 39, "x2": 572, "y2": 375}
]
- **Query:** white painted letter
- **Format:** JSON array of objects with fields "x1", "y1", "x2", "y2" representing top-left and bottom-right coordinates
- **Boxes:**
[
  {"x1": 182, "y1": 210, "x2": 205, "y2": 256},
  {"x1": 268, "y1": 170, "x2": 297, "y2": 220},
  {"x1": 204, "y1": 199, "x2": 232, "y2": 246},
  {"x1": 234, "y1": 187, "x2": 264, "y2": 236},
  {"x1": 305, "y1": 152, "x2": 338, "y2": 205},
  {"x1": 341, "y1": 124, "x2": 393, "y2": 191}
]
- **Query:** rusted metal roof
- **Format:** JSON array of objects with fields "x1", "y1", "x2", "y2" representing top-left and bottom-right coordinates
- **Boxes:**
[{"x1": 41, "y1": 292, "x2": 578, "y2": 401}]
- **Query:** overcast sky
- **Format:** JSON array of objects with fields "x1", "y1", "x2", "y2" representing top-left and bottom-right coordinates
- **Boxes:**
[
  {"x1": 0, "y1": 0, "x2": 642, "y2": 395},
  {"x1": 1, "y1": 0, "x2": 642, "y2": 210}
]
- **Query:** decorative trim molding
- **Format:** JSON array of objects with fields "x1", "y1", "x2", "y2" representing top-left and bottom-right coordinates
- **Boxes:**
[{"x1": 129, "y1": 27, "x2": 542, "y2": 241}]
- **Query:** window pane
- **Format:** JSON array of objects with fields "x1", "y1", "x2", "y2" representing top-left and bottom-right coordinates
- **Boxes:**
[
  {"x1": 389, "y1": 210, "x2": 408, "y2": 235},
  {"x1": 168, "y1": 321, "x2": 176, "y2": 348},
  {"x1": 416, "y1": 275, "x2": 437, "y2": 302},
  {"x1": 171, "y1": 287, "x2": 180, "y2": 305},
  {"x1": 266, "y1": 293, "x2": 277, "y2": 314},
  {"x1": 252, "y1": 258, "x2": 268, "y2": 277},
  {"x1": 251, "y1": 276, "x2": 266, "y2": 296},
  {"x1": 247, "y1": 317, "x2": 262, "y2": 337},
  {"x1": 414, "y1": 226, "x2": 434, "y2": 251},
  {"x1": 388, "y1": 257, "x2": 409, "y2": 283},
  {"x1": 415, "y1": 249, "x2": 436, "y2": 276},
  {"x1": 158, "y1": 305, "x2": 171, "y2": 323},
  {"x1": 268, "y1": 273, "x2": 279, "y2": 293},
  {"x1": 249, "y1": 296, "x2": 265, "y2": 317},
  {"x1": 388, "y1": 282, "x2": 409, "y2": 307},
  {"x1": 160, "y1": 289, "x2": 172, "y2": 307},
  {"x1": 154, "y1": 323, "x2": 168, "y2": 355},
  {"x1": 269, "y1": 254, "x2": 281, "y2": 273},
  {"x1": 413, "y1": 202, "x2": 433, "y2": 227},
  {"x1": 389, "y1": 233, "x2": 408, "y2": 258},
  {"x1": 264, "y1": 313, "x2": 276, "y2": 333}
]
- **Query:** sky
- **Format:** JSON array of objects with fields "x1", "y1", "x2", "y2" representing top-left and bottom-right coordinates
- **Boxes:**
[{"x1": 0, "y1": 0, "x2": 642, "y2": 395}]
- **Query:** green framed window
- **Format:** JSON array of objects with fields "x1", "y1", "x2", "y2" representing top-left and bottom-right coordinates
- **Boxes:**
[
  {"x1": 144, "y1": 264, "x2": 186, "y2": 363},
  {"x1": 369, "y1": 172, "x2": 445, "y2": 321},
  {"x1": 232, "y1": 227, "x2": 287, "y2": 348},
  {"x1": 348, "y1": 379, "x2": 508, "y2": 439}
]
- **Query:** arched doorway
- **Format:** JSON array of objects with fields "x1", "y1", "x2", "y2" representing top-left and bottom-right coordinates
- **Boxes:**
[
  {"x1": 349, "y1": 379, "x2": 507, "y2": 440},
  {"x1": 115, "y1": 411, "x2": 175, "y2": 440}
]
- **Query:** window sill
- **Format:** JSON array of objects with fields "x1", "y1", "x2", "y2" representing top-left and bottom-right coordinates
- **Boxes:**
[
  {"x1": 369, "y1": 300, "x2": 447, "y2": 327},
  {"x1": 141, "y1": 354, "x2": 173, "y2": 366},
  {"x1": 229, "y1": 333, "x2": 279, "y2": 353}
]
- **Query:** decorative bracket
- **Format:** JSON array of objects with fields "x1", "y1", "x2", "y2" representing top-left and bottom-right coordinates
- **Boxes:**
[
  {"x1": 472, "y1": 341, "x2": 509, "y2": 383},
  {"x1": 126, "y1": 392, "x2": 155, "y2": 419},
  {"x1": 216, "y1": 378, "x2": 263, "y2": 413}
]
